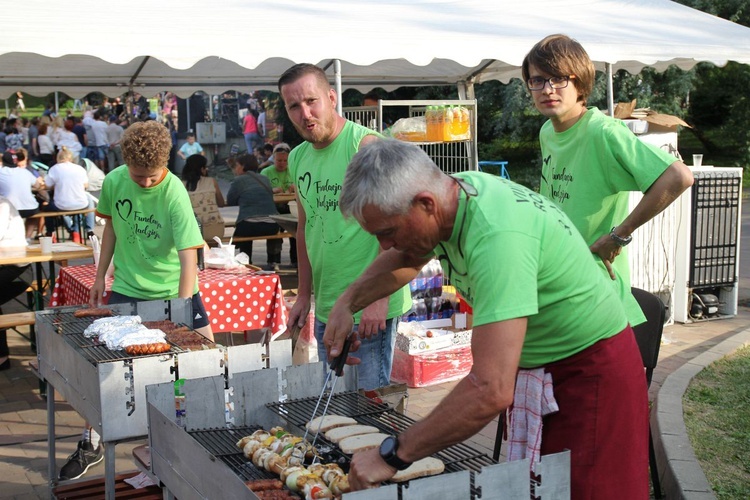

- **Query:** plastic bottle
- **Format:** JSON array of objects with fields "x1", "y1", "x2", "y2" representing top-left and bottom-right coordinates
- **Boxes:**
[
  {"x1": 425, "y1": 106, "x2": 436, "y2": 142},
  {"x1": 415, "y1": 263, "x2": 429, "y2": 299},
  {"x1": 442, "y1": 106, "x2": 453, "y2": 141},
  {"x1": 407, "y1": 298, "x2": 419, "y2": 322},
  {"x1": 174, "y1": 378, "x2": 186, "y2": 428},
  {"x1": 415, "y1": 298, "x2": 427, "y2": 322},
  {"x1": 430, "y1": 259, "x2": 444, "y2": 298}
]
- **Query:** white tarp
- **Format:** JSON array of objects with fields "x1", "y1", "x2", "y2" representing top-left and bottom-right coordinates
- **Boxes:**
[{"x1": 2, "y1": 0, "x2": 749, "y2": 98}]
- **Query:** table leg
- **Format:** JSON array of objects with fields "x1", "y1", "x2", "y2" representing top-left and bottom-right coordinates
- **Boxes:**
[
  {"x1": 47, "y1": 384, "x2": 56, "y2": 495},
  {"x1": 104, "y1": 440, "x2": 116, "y2": 500}
]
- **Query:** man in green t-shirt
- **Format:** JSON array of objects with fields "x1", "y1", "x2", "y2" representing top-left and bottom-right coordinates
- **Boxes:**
[
  {"x1": 278, "y1": 63, "x2": 410, "y2": 390},
  {"x1": 522, "y1": 34, "x2": 694, "y2": 326},
  {"x1": 324, "y1": 140, "x2": 649, "y2": 498},
  {"x1": 261, "y1": 142, "x2": 296, "y2": 266}
]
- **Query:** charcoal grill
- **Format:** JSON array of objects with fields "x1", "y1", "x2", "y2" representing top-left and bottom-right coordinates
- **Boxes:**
[
  {"x1": 146, "y1": 362, "x2": 571, "y2": 499},
  {"x1": 37, "y1": 300, "x2": 294, "y2": 500}
]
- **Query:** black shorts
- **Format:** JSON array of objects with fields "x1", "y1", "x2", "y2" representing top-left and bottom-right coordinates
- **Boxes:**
[{"x1": 107, "y1": 291, "x2": 210, "y2": 329}]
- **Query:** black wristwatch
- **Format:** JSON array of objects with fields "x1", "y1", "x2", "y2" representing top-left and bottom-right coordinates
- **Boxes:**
[
  {"x1": 609, "y1": 227, "x2": 632, "y2": 247},
  {"x1": 379, "y1": 435, "x2": 412, "y2": 471}
]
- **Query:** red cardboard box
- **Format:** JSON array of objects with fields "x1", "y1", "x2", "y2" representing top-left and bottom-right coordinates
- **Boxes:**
[{"x1": 390, "y1": 344, "x2": 473, "y2": 388}]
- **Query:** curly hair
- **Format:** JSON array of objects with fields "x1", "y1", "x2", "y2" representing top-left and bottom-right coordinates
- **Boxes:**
[{"x1": 121, "y1": 120, "x2": 171, "y2": 171}]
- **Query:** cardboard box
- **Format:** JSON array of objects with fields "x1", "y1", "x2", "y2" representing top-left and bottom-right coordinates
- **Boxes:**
[
  {"x1": 614, "y1": 99, "x2": 690, "y2": 133},
  {"x1": 391, "y1": 344, "x2": 473, "y2": 388},
  {"x1": 614, "y1": 99, "x2": 685, "y2": 158},
  {"x1": 396, "y1": 313, "x2": 472, "y2": 354}
]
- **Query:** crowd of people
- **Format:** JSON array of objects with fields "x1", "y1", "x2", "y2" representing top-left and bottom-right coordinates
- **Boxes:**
[{"x1": 0, "y1": 33, "x2": 696, "y2": 497}]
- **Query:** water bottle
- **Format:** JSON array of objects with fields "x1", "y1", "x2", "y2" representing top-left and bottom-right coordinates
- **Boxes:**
[
  {"x1": 406, "y1": 298, "x2": 419, "y2": 322},
  {"x1": 429, "y1": 296, "x2": 441, "y2": 320}
]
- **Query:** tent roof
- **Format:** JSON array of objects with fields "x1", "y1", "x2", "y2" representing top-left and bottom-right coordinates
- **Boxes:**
[{"x1": 2, "y1": 0, "x2": 749, "y2": 99}]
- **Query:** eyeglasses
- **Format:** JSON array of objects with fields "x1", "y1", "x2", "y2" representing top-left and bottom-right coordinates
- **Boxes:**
[
  {"x1": 526, "y1": 75, "x2": 575, "y2": 91},
  {"x1": 435, "y1": 176, "x2": 477, "y2": 279}
]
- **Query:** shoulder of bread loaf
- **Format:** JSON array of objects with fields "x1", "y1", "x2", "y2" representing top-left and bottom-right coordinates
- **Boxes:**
[
  {"x1": 324, "y1": 424, "x2": 379, "y2": 443},
  {"x1": 305, "y1": 415, "x2": 357, "y2": 433},
  {"x1": 391, "y1": 457, "x2": 446, "y2": 482},
  {"x1": 338, "y1": 433, "x2": 389, "y2": 454}
]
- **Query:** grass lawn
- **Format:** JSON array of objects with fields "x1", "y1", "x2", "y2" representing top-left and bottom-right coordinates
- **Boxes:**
[{"x1": 683, "y1": 345, "x2": 750, "y2": 499}]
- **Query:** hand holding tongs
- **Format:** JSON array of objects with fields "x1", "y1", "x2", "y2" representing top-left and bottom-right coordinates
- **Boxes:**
[{"x1": 302, "y1": 332, "x2": 355, "y2": 455}]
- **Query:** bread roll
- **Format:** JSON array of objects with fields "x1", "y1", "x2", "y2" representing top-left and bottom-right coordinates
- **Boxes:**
[
  {"x1": 305, "y1": 415, "x2": 357, "y2": 433},
  {"x1": 338, "y1": 433, "x2": 388, "y2": 454},
  {"x1": 324, "y1": 425, "x2": 379, "y2": 444},
  {"x1": 391, "y1": 457, "x2": 445, "y2": 482}
]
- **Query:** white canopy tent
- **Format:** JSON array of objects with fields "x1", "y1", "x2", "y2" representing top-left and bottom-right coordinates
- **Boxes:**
[{"x1": 2, "y1": 0, "x2": 750, "y2": 106}]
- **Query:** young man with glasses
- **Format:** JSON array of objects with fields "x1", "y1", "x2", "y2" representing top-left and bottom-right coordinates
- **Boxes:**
[
  {"x1": 323, "y1": 139, "x2": 650, "y2": 498},
  {"x1": 522, "y1": 34, "x2": 693, "y2": 328}
]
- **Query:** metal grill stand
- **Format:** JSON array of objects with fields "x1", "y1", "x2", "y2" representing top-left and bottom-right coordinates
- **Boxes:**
[
  {"x1": 146, "y1": 362, "x2": 571, "y2": 499},
  {"x1": 37, "y1": 300, "x2": 294, "y2": 500}
]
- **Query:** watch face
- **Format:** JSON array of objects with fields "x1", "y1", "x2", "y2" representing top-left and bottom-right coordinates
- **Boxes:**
[{"x1": 380, "y1": 436, "x2": 396, "y2": 457}]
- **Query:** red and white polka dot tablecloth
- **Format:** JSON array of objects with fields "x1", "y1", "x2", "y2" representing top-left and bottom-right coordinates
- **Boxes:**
[{"x1": 50, "y1": 264, "x2": 288, "y2": 336}]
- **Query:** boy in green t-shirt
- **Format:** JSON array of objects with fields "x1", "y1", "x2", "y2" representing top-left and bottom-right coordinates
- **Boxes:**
[{"x1": 62, "y1": 121, "x2": 212, "y2": 483}]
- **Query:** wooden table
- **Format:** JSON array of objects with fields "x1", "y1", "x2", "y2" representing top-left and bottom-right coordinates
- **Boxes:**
[
  {"x1": 50, "y1": 264, "x2": 288, "y2": 337},
  {"x1": 273, "y1": 193, "x2": 296, "y2": 204},
  {"x1": 0, "y1": 242, "x2": 94, "y2": 309}
]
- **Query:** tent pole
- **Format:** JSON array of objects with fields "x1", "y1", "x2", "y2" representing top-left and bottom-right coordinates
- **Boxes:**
[
  {"x1": 55, "y1": 91, "x2": 59, "y2": 115},
  {"x1": 606, "y1": 63, "x2": 614, "y2": 116},
  {"x1": 334, "y1": 60, "x2": 342, "y2": 116},
  {"x1": 4, "y1": 100, "x2": 8, "y2": 117}
]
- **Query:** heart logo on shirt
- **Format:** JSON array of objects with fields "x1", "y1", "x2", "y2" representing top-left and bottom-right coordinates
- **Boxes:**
[
  {"x1": 115, "y1": 199, "x2": 132, "y2": 221},
  {"x1": 297, "y1": 172, "x2": 312, "y2": 202}
]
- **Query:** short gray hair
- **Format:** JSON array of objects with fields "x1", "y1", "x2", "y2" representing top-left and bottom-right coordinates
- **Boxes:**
[{"x1": 341, "y1": 139, "x2": 450, "y2": 222}]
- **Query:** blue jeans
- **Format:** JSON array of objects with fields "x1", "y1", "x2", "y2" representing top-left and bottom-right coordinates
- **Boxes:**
[
  {"x1": 244, "y1": 132, "x2": 262, "y2": 154},
  {"x1": 314, "y1": 316, "x2": 398, "y2": 391}
]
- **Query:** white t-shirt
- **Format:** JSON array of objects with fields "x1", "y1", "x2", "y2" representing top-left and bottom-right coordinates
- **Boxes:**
[
  {"x1": 0, "y1": 195, "x2": 27, "y2": 247},
  {"x1": 0, "y1": 166, "x2": 39, "y2": 210},
  {"x1": 45, "y1": 161, "x2": 89, "y2": 210}
]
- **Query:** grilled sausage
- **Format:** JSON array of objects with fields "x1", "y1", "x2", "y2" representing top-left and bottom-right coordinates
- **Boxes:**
[
  {"x1": 245, "y1": 479, "x2": 284, "y2": 491},
  {"x1": 73, "y1": 307, "x2": 113, "y2": 318},
  {"x1": 124, "y1": 343, "x2": 171, "y2": 355}
]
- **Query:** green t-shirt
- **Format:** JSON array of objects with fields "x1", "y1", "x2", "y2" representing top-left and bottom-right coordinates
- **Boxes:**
[
  {"x1": 440, "y1": 172, "x2": 628, "y2": 368},
  {"x1": 97, "y1": 165, "x2": 203, "y2": 299},
  {"x1": 539, "y1": 107, "x2": 677, "y2": 326},
  {"x1": 261, "y1": 165, "x2": 293, "y2": 192},
  {"x1": 288, "y1": 121, "x2": 411, "y2": 322}
]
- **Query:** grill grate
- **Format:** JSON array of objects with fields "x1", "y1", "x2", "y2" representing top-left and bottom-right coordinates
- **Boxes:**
[
  {"x1": 37, "y1": 311, "x2": 202, "y2": 364},
  {"x1": 266, "y1": 391, "x2": 392, "y2": 428},
  {"x1": 188, "y1": 427, "x2": 282, "y2": 482},
  {"x1": 266, "y1": 390, "x2": 497, "y2": 497}
]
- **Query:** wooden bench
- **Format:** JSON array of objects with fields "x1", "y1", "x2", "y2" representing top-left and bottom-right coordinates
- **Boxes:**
[
  {"x1": 0, "y1": 311, "x2": 35, "y2": 330},
  {"x1": 29, "y1": 208, "x2": 96, "y2": 243},
  {"x1": 206, "y1": 232, "x2": 294, "y2": 247}
]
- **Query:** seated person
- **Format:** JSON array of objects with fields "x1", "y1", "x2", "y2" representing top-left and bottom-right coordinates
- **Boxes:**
[
  {"x1": 182, "y1": 154, "x2": 226, "y2": 241},
  {"x1": 0, "y1": 195, "x2": 31, "y2": 371},
  {"x1": 226, "y1": 153, "x2": 282, "y2": 270},
  {"x1": 0, "y1": 150, "x2": 44, "y2": 240},
  {"x1": 43, "y1": 147, "x2": 95, "y2": 243}
]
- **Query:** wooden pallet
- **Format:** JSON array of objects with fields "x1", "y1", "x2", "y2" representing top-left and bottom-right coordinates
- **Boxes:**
[{"x1": 53, "y1": 471, "x2": 162, "y2": 499}]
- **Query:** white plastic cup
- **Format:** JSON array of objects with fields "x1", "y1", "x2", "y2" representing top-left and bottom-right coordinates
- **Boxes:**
[
  {"x1": 223, "y1": 244, "x2": 236, "y2": 261},
  {"x1": 39, "y1": 236, "x2": 53, "y2": 254},
  {"x1": 692, "y1": 154, "x2": 703, "y2": 167}
]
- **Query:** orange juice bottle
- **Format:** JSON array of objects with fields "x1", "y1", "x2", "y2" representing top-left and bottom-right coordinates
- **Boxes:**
[
  {"x1": 435, "y1": 106, "x2": 444, "y2": 142},
  {"x1": 442, "y1": 106, "x2": 453, "y2": 141},
  {"x1": 425, "y1": 106, "x2": 436, "y2": 142},
  {"x1": 459, "y1": 106, "x2": 470, "y2": 137},
  {"x1": 451, "y1": 106, "x2": 462, "y2": 138}
]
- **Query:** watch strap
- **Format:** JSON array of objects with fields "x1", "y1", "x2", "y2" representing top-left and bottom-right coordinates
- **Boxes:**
[
  {"x1": 609, "y1": 227, "x2": 632, "y2": 247},
  {"x1": 380, "y1": 435, "x2": 412, "y2": 471}
]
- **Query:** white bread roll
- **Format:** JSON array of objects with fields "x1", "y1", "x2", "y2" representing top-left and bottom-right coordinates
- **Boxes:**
[{"x1": 324, "y1": 425, "x2": 379, "y2": 443}]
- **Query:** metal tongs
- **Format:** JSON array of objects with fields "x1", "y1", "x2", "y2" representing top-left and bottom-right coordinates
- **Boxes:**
[{"x1": 302, "y1": 332, "x2": 355, "y2": 458}]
